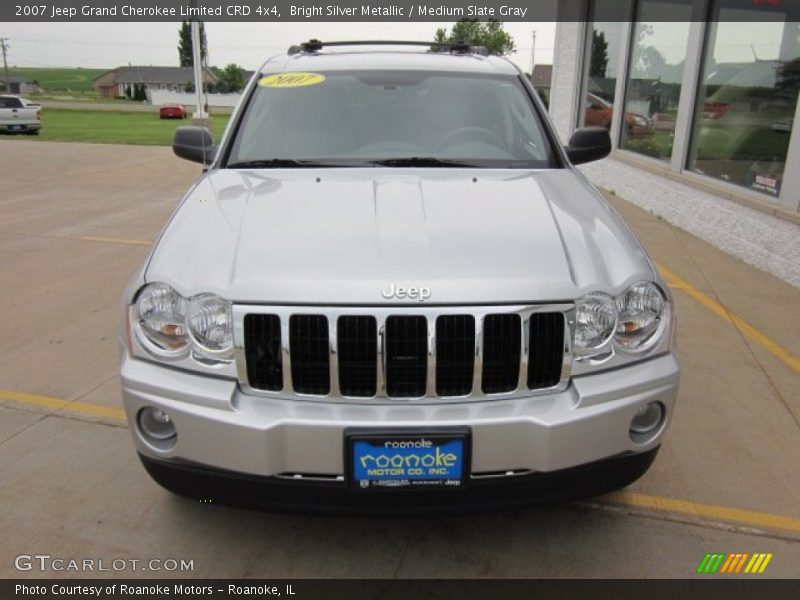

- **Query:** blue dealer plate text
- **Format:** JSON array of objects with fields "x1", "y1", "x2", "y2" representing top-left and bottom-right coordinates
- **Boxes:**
[{"x1": 351, "y1": 437, "x2": 465, "y2": 489}]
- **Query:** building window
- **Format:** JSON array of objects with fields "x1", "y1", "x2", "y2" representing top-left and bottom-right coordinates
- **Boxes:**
[
  {"x1": 620, "y1": 0, "x2": 694, "y2": 161},
  {"x1": 579, "y1": 0, "x2": 633, "y2": 129},
  {"x1": 688, "y1": 2, "x2": 799, "y2": 198}
]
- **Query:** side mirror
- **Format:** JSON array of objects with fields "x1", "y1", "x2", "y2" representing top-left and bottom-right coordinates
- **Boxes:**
[
  {"x1": 173, "y1": 126, "x2": 217, "y2": 165},
  {"x1": 565, "y1": 127, "x2": 611, "y2": 165}
]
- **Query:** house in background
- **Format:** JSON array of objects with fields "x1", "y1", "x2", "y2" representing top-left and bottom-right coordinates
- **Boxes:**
[
  {"x1": 93, "y1": 66, "x2": 218, "y2": 99},
  {"x1": 0, "y1": 76, "x2": 42, "y2": 95},
  {"x1": 529, "y1": 64, "x2": 553, "y2": 106}
]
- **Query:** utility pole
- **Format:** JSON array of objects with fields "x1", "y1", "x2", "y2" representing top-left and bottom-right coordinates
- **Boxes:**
[
  {"x1": 0, "y1": 38, "x2": 11, "y2": 95},
  {"x1": 530, "y1": 30, "x2": 537, "y2": 76},
  {"x1": 191, "y1": 21, "x2": 205, "y2": 118}
]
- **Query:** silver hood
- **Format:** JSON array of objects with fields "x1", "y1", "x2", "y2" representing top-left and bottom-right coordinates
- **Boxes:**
[{"x1": 144, "y1": 168, "x2": 655, "y2": 304}]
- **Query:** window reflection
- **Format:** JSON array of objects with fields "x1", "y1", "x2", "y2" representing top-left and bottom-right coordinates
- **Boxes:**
[
  {"x1": 620, "y1": 0, "x2": 694, "y2": 161},
  {"x1": 689, "y1": 3, "x2": 799, "y2": 197},
  {"x1": 580, "y1": 0, "x2": 631, "y2": 129}
]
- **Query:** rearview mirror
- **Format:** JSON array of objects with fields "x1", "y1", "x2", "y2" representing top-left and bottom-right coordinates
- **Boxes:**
[
  {"x1": 565, "y1": 127, "x2": 611, "y2": 165},
  {"x1": 173, "y1": 126, "x2": 217, "y2": 165}
]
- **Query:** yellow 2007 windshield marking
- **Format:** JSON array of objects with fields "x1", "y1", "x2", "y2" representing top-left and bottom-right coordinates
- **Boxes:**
[{"x1": 258, "y1": 72, "x2": 325, "y2": 88}]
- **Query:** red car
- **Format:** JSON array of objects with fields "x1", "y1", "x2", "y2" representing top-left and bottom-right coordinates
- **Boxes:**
[
  {"x1": 584, "y1": 93, "x2": 654, "y2": 138},
  {"x1": 159, "y1": 103, "x2": 188, "y2": 119}
]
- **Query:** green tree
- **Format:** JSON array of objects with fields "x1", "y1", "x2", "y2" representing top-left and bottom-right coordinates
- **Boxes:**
[
  {"x1": 589, "y1": 30, "x2": 609, "y2": 78},
  {"x1": 133, "y1": 83, "x2": 147, "y2": 101},
  {"x1": 433, "y1": 19, "x2": 515, "y2": 55},
  {"x1": 777, "y1": 57, "x2": 800, "y2": 95},
  {"x1": 178, "y1": 21, "x2": 207, "y2": 67},
  {"x1": 215, "y1": 63, "x2": 247, "y2": 93}
]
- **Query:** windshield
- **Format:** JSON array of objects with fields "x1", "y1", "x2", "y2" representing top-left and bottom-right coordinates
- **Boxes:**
[{"x1": 225, "y1": 70, "x2": 558, "y2": 169}]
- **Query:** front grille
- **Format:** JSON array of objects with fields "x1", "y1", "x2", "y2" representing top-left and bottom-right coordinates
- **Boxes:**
[
  {"x1": 481, "y1": 314, "x2": 522, "y2": 394},
  {"x1": 384, "y1": 315, "x2": 428, "y2": 398},
  {"x1": 337, "y1": 316, "x2": 377, "y2": 397},
  {"x1": 289, "y1": 314, "x2": 330, "y2": 395},
  {"x1": 241, "y1": 306, "x2": 569, "y2": 401}
]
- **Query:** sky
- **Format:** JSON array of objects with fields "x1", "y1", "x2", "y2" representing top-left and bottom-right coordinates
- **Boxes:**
[{"x1": 0, "y1": 22, "x2": 557, "y2": 72}]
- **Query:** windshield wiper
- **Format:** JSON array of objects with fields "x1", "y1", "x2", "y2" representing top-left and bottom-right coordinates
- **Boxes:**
[
  {"x1": 372, "y1": 157, "x2": 480, "y2": 168},
  {"x1": 226, "y1": 159, "x2": 354, "y2": 169}
]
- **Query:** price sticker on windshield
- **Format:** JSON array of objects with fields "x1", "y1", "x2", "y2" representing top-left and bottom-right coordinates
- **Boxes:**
[{"x1": 258, "y1": 72, "x2": 326, "y2": 88}]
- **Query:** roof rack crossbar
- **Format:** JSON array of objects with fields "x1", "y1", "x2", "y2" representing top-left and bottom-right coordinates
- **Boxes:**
[{"x1": 287, "y1": 40, "x2": 488, "y2": 55}]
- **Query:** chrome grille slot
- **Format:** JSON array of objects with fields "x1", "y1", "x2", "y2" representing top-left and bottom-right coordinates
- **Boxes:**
[
  {"x1": 337, "y1": 316, "x2": 378, "y2": 397},
  {"x1": 289, "y1": 314, "x2": 330, "y2": 395},
  {"x1": 243, "y1": 313, "x2": 283, "y2": 391},
  {"x1": 435, "y1": 315, "x2": 475, "y2": 396},
  {"x1": 528, "y1": 312, "x2": 565, "y2": 389},
  {"x1": 481, "y1": 313, "x2": 522, "y2": 394},
  {"x1": 384, "y1": 315, "x2": 428, "y2": 398}
]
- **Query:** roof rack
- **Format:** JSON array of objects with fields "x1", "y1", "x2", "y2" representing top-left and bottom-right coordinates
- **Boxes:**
[{"x1": 287, "y1": 40, "x2": 489, "y2": 56}]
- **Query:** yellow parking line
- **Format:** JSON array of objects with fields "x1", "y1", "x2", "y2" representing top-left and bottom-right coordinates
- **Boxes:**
[
  {"x1": 604, "y1": 490, "x2": 800, "y2": 534},
  {"x1": 656, "y1": 262, "x2": 800, "y2": 374},
  {"x1": 2, "y1": 387, "x2": 800, "y2": 535},
  {"x1": 0, "y1": 388, "x2": 126, "y2": 420},
  {"x1": 78, "y1": 236, "x2": 152, "y2": 247}
]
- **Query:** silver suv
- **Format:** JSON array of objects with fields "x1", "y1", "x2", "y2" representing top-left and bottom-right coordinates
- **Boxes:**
[{"x1": 120, "y1": 41, "x2": 679, "y2": 512}]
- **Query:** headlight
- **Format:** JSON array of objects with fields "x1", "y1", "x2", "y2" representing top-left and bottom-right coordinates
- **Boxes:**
[
  {"x1": 574, "y1": 292, "x2": 617, "y2": 354},
  {"x1": 615, "y1": 282, "x2": 668, "y2": 352},
  {"x1": 134, "y1": 283, "x2": 189, "y2": 356},
  {"x1": 132, "y1": 283, "x2": 233, "y2": 364},
  {"x1": 187, "y1": 293, "x2": 233, "y2": 358}
]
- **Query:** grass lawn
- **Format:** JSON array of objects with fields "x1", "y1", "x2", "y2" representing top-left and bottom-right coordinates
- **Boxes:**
[
  {"x1": 2, "y1": 109, "x2": 231, "y2": 146},
  {"x1": 9, "y1": 67, "x2": 109, "y2": 92}
]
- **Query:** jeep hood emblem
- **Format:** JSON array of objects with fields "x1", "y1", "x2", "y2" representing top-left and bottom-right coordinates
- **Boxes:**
[{"x1": 381, "y1": 283, "x2": 431, "y2": 302}]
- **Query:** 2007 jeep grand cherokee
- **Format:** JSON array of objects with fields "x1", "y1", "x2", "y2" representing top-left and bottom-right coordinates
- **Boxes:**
[{"x1": 119, "y1": 41, "x2": 679, "y2": 513}]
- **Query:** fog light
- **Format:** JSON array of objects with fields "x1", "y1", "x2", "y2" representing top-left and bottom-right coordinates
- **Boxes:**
[
  {"x1": 630, "y1": 401, "x2": 664, "y2": 441},
  {"x1": 138, "y1": 407, "x2": 176, "y2": 441}
]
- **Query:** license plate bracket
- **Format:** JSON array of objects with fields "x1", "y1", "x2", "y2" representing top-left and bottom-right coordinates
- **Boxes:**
[{"x1": 345, "y1": 427, "x2": 470, "y2": 490}]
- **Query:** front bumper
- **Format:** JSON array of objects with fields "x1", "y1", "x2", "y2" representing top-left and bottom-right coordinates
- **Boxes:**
[
  {"x1": 121, "y1": 352, "x2": 679, "y2": 484},
  {"x1": 139, "y1": 446, "x2": 660, "y2": 514}
]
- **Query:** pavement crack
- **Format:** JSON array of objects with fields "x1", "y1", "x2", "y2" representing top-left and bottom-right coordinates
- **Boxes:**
[
  {"x1": 0, "y1": 412, "x2": 51, "y2": 449},
  {"x1": 671, "y1": 231, "x2": 800, "y2": 428}
]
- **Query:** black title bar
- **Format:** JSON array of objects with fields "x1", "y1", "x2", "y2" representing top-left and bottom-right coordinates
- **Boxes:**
[
  {"x1": 3, "y1": 579, "x2": 800, "y2": 600},
  {"x1": 3, "y1": 0, "x2": 799, "y2": 22}
]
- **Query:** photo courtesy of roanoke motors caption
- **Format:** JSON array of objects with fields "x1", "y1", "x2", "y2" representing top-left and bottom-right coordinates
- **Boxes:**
[
  {"x1": 14, "y1": 584, "x2": 297, "y2": 596},
  {"x1": 121, "y1": 38, "x2": 679, "y2": 513}
]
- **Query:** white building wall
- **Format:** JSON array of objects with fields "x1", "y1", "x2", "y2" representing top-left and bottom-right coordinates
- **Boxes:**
[{"x1": 549, "y1": 21, "x2": 585, "y2": 143}]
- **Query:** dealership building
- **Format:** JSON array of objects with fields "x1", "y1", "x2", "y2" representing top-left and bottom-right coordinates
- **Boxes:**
[{"x1": 549, "y1": 0, "x2": 799, "y2": 286}]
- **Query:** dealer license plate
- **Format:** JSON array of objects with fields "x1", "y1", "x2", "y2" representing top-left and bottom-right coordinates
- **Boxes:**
[{"x1": 346, "y1": 429, "x2": 470, "y2": 490}]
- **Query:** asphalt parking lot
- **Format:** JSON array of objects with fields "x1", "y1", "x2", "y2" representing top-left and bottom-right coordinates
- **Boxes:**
[{"x1": 0, "y1": 139, "x2": 798, "y2": 579}]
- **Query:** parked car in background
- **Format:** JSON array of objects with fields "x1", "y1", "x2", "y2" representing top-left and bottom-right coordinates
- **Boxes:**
[
  {"x1": 0, "y1": 95, "x2": 41, "y2": 134},
  {"x1": 584, "y1": 93, "x2": 654, "y2": 138},
  {"x1": 771, "y1": 118, "x2": 793, "y2": 134},
  {"x1": 159, "y1": 103, "x2": 188, "y2": 119}
]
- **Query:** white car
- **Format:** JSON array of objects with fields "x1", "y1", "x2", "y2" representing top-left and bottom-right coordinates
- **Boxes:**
[
  {"x1": 120, "y1": 41, "x2": 679, "y2": 512},
  {"x1": 0, "y1": 95, "x2": 41, "y2": 134}
]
